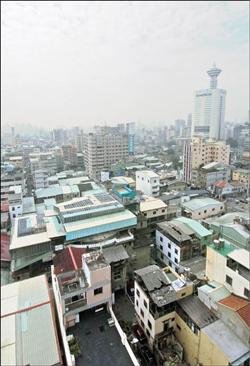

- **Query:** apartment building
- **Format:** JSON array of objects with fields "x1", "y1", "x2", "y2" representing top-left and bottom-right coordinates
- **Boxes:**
[
  {"x1": 232, "y1": 168, "x2": 250, "y2": 186},
  {"x1": 52, "y1": 250, "x2": 112, "y2": 329},
  {"x1": 1, "y1": 171, "x2": 25, "y2": 202},
  {"x1": 62, "y1": 144, "x2": 78, "y2": 167},
  {"x1": 8, "y1": 185, "x2": 23, "y2": 221},
  {"x1": 29, "y1": 151, "x2": 58, "y2": 175},
  {"x1": 136, "y1": 170, "x2": 160, "y2": 197},
  {"x1": 191, "y1": 161, "x2": 231, "y2": 189},
  {"x1": 84, "y1": 127, "x2": 129, "y2": 179},
  {"x1": 134, "y1": 265, "x2": 249, "y2": 366},
  {"x1": 33, "y1": 169, "x2": 49, "y2": 189},
  {"x1": 155, "y1": 217, "x2": 212, "y2": 272},
  {"x1": 205, "y1": 241, "x2": 250, "y2": 299},
  {"x1": 183, "y1": 137, "x2": 230, "y2": 183},
  {"x1": 8, "y1": 156, "x2": 24, "y2": 170},
  {"x1": 134, "y1": 197, "x2": 167, "y2": 247}
]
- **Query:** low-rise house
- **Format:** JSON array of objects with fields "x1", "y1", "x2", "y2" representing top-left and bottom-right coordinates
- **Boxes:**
[
  {"x1": 1, "y1": 275, "x2": 63, "y2": 366},
  {"x1": 52, "y1": 250, "x2": 112, "y2": 329},
  {"x1": 181, "y1": 197, "x2": 225, "y2": 219},
  {"x1": 8, "y1": 185, "x2": 23, "y2": 221},
  {"x1": 191, "y1": 161, "x2": 231, "y2": 189},
  {"x1": 35, "y1": 184, "x2": 80, "y2": 204}
]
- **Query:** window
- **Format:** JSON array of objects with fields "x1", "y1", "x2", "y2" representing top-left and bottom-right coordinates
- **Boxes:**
[
  {"x1": 136, "y1": 289, "x2": 140, "y2": 297},
  {"x1": 148, "y1": 320, "x2": 152, "y2": 329},
  {"x1": 114, "y1": 270, "x2": 121, "y2": 280},
  {"x1": 181, "y1": 292, "x2": 186, "y2": 297},
  {"x1": 12, "y1": 207, "x2": 15, "y2": 211},
  {"x1": 220, "y1": 206, "x2": 223, "y2": 210},
  {"x1": 177, "y1": 325, "x2": 181, "y2": 331},
  {"x1": 143, "y1": 300, "x2": 148, "y2": 309},
  {"x1": 174, "y1": 248, "x2": 178, "y2": 255},
  {"x1": 168, "y1": 252, "x2": 171, "y2": 258},
  {"x1": 212, "y1": 208, "x2": 215, "y2": 211},
  {"x1": 160, "y1": 245, "x2": 163, "y2": 251},
  {"x1": 161, "y1": 254, "x2": 164, "y2": 260},
  {"x1": 174, "y1": 258, "x2": 178, "y2": 264},
  {"x1": 153, "y1": 211, "x2": 156, "y2": 215},
  {"x1": 140, "y1": 309, "x2": 144, "y2": 318},
  {"x1": 162, "y1": 209, "x2": 165, "y2": 213},
  {"x1": 226, "y1": 275, "x2": 232, "y2": 286},
  {"x1": 168, "y1": 261, "x2": 172, "y2": 267},
  {"x1": 172, "y1": 318, "x2": 175, "y2": 322},
  {"x1": 198, "y1": 212, "x2": 201, "y2": 215},
  {"x1": 13, "y1": 214, "x2": 16, "y2": 218},
  {"x1": 204, "y1": 210, "x2": 207, "y2": 213},
  {"x1": 94, "y1": 287, "x2": 103, "y2": 295},
  {"x1": 136, "y1": 300, "x2": 139, "y2": 307},
  {"x1": 146, "y1": 329, "x2": 150, "y2": 337},
  {"x1": 244, "y1": 288, "x2": 250, "y2": 298},
  {"x1": 160, "y1": 236, "x2": 163, "y2": 242},
  {"x1": 168, "y1": 243, "x2": 171, "y2": 249}
]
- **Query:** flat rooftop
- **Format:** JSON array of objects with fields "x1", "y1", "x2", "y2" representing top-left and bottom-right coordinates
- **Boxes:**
[
  {"x1": 140, "y1": 197, "x2": 167, "y2": 212},
  {"x1": 137, "y1": 170, "x2": 159, "y2": 178},
  {"x1": 67, "y1": 309, "x2": 133, "y2": 366}
]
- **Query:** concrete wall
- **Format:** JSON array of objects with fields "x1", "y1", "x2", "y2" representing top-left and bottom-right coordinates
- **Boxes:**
[
  {"x1": 188, "y1": 203, "x2": 224, "y2": 220},
  {"x1": 198, "y1": 330, "x2": 229, "y2": 366},
  {"x1": 156, "y1": 229, "x2": 181, "y2": 271},
  {"x1": 175, "y1": 313, "x2": 199, "y2": 366},
  {"x1": 205, "y1": 246, "x2": 227, "y2": 284},
  {"x1": 225, "y1": 266, "x2": 250, "y2": 299}
]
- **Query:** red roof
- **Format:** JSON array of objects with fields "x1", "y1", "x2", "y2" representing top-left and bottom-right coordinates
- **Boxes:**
[
  {"x1": 214, "y1": 180, "x2": 227, "y2": 188},
  {"x1": 237, "y1": 304, "x2": 250, "y2": 327},
  {"x1": 219, "y1": 294, "x2": 250, "y2": 327},
  {"x1": 1, "y1": 202, "x2": 9, "y2": 212},
  {"x1": 1, "y1": 233, "x2": 11, "y2": 262},
  {"x1": 53, "y1": 246, "x2": 87, "y2": 275}
]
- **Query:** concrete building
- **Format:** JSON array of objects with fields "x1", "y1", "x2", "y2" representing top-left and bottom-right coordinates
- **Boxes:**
[
  {"x1": 33, "y1": 169, "x2": 49, "y2": 189},
  {"x1": 134, "y1": 197, "x2": 167, "y2": 247},
  {"x1": 155, "y1": 217, "x2": 212, "y2": 273},
  {"x1": 134, "y1": 265, "x2": 193, "y2": 364},
  {"x1": 84, "y1": 126, "x2": 129, "y2": 179},
  {"x1": 8, "y1": 156, "x2": 24, "y2": 170},
  {"x1": 183, "y1": 137, "x2": 230, "y2": 183},
  {"x1": 8, "y1": 185, "x2": 23, "y2": 221},
  {"x1": 192, "y1": 64, "x2": 226, "y2": 140},
  {"x1": 191, "y1": 161, "x2": 231, "y2": 189},
  {"x1": 181, "y1": 197, "x2": 225, "y2": 219},
  {"x1": 47, "y1": 191, "x2": 137, "y2": 249},
  {"x1": 1, "y1": 275, "x2": 62, "y2": 366},
  {"x1": 1, "y1": 171, "x2": 25, "y2": 203},
  {"x1": 62, "y1": 144, "x2": 78, "y2": 167},
  {"x1": 30, "y1": 151, "x2": 58, "y2": 175},
  {"x1": 35, "y1": 184, "x2": 80, "y2": 204},
  {"x1": 232, "y1": 168, "x2": 250, "y2": 186},
  {"x1": 205, "y1": 241, "x2": 250, "y2": 299},
  {"x1": 136, "y1": 170, "x2": 160, "y2": 197},
  {"x1": 52, "y1": 250, "x2": 112, "y2": 329}
]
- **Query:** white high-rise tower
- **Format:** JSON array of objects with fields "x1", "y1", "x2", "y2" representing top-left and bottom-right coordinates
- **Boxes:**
[{"x1": 192, "y1": 63, "x2": 226, "y2": 140}]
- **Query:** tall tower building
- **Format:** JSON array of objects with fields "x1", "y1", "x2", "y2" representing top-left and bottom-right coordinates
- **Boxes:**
[{"x1": 192, "y1": 63, "x2": 226, "y2": 140}]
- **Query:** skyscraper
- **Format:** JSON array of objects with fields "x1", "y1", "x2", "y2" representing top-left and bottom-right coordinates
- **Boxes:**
[{"x1": 192, "y1": 64, "x2": 226, "y2": 140}]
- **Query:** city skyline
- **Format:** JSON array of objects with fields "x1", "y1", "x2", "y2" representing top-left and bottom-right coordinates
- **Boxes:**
[{"x1": 1, "y1": 1, "x2": 249, "y2": 129}]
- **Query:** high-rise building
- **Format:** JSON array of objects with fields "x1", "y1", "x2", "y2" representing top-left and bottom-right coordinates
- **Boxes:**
[
  {"x1": 192, "y1": 64, "x2": 226, "y2": 140},
  {"x1": 84, "y1": 124, "x2": 129, "y2": 178},
  {"x1": 126, "y1": 122, "x2": 135, "y2": 155},
  {"x1": 174, "y1": 119, "x2": 186, "y2": 138},
  {"x1": 183, "y1": 137, "x2": 230, "y2": 183}
]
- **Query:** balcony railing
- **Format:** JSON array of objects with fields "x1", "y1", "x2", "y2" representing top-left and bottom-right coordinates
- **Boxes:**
[{"x1": 65, "y1": 298, "x2": 87, "y2": 313}]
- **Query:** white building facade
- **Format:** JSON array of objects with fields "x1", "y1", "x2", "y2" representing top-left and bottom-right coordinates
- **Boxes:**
[{"x1": 136, "y1": 170, "x2": 160, "y2": 197}]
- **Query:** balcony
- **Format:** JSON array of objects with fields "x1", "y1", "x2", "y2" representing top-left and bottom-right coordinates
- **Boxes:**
[{"x1": 65, "y1": 298, "x2": 87, "y2": 313}]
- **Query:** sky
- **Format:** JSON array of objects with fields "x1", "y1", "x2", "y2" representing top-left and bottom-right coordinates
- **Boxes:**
[{"x1": 1, "y1": 1, "x2": 249, "y2": 130}]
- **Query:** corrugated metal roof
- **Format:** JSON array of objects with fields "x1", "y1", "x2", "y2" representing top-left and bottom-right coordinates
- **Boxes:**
[
  {"x1": 103, "y1": 244, "x2": 129, "y2": 264},
  {"x1": 178, "y1": 295, "x2": 217, "y2": 328},
  {"x1": 237, "y1": 304, "x2": 250, "y2": 327},
  {"x1": 202, "y1": 320, "x2": 250, "y2": 362},
  {"x1": 182, "y1": 197, "x2": 222, "y2": 211},
  {"x1": 1, "y1": 275, "x2": 61, "y2": 366},
  {"x1": 174, "y1": 216, "x2": 212, "y2": 238}
]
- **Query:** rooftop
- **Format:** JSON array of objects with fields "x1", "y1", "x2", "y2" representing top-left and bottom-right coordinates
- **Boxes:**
[
  {"x1": 157, "y1": 221, "x2": 191, "y2": 243},
  {"x1": 202, "y1": 320, "x2": 250, "y2": 363},
  {"x1": 227, "y1": 248, "x2": 250, "y2": 269},
  {"x1": 178, "y1": 295, "x2": 217, "y2": 328},
  {"x1": 219, "y1": 294, "x2": 250, "y2": 326},
  {"x1": 102, "y1": 244, "x2": 129, "y2": 264},
  {"x1": 173, "y1": 216, "x2": 212, "y2": 238},
  {"x1": 207, "y1": 239, "x2": 236, "y2": 257},
  {"x1": 66, "y1": 309, "x2": 133, "y2": 366},
  {"x1": 137, "y1": 170, "x2": 159, "y2": 178},
  {"x1": 140, "y1": 197, "x2": 167, "y2": 212},
  {"x1": 53, "y1": 246, "x2": 87, "y2": 275},
  {"x1": 1, "y1": 275, "x2": 61, "y2": 366},
  {"x1": 182, "y1": 197, "x2": 222, "y2": 211}
]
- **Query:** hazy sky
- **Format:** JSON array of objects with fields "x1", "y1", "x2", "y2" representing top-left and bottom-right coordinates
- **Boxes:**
[{"x1": 1, "y1": 1, "x2": 249, "y2": 129}]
